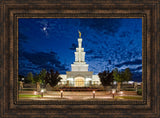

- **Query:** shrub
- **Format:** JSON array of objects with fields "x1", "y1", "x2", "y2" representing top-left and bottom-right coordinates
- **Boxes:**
[
  {"x1": 123, "y1": 88, "x2": 135, "y2": 91},
  {"x1": 137, "y1": 89, "x2": 142, "y2": 95}
]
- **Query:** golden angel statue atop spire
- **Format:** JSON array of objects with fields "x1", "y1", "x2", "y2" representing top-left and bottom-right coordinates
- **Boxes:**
[{"x1": 78, "y1": 30, "x2": 81, "y2": 38}]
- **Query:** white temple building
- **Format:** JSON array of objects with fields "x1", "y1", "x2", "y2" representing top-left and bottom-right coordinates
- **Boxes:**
[{"x1": 59, "y1": 31, "x2": 100, "y2": 87}]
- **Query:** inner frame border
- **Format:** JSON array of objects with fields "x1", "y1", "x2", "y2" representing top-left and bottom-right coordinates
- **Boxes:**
[{"x1": 13, "y1": 13, "x2": 147, "y2": 105}]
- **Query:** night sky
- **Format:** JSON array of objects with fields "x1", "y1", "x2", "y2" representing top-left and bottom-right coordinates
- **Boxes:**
[{"x1": 18, "y1": 18, "x2": 142, "y2": 82}]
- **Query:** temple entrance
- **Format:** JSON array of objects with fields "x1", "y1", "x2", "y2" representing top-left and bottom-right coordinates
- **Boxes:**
[{"x1": 74, "y1": 77, "x2": 85, "y2": 87}]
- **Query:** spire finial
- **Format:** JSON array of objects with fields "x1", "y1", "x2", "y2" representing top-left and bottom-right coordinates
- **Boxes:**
[{"x1": 78, "y1": 30, "x2": 81, "y2": 38}]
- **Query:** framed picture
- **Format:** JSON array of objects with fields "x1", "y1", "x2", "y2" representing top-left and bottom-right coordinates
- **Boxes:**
[{"x1": 0, "y1": 0, "x2": 159, "y2": 117}]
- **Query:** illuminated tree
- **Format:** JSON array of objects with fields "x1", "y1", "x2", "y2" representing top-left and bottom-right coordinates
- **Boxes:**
[
  {"x1": 113, "y1": 68, "x2": 123, "y2": 91},
  {"x1": 113, "y1": 68, "x2": 132, "y2": 91},
  {"x1": 32, "y1": 69, "x2": 47, "y2": 84}
]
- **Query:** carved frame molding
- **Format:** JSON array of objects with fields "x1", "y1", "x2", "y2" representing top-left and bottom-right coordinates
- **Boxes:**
[{"x1": 0, "y1": 0, "x2": 159, "y2": 117}]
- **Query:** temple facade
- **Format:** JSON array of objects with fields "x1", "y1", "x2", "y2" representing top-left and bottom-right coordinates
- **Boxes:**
[{"x1": 59, "y1": 31, "x2": 100, "y2": 87}]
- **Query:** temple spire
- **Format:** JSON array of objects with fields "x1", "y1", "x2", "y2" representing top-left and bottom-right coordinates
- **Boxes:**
[
  {"x1": 71, "y1": 31, "x2": 88, "y2": 71},
  {"x1": 78, "y1": 30, "x2": 81, "y2": 38},
  {"x1": 78, "y1": 31, "x2": 82, "y2": 49}
]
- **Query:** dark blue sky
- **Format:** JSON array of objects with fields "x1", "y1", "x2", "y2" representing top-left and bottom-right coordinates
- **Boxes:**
[{"x1": 18, "y1": 18, "x2": 142, "y2": 81}]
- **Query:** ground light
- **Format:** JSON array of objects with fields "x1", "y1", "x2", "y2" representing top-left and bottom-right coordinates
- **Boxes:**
[
  {"x1": 93, "y1": 91, "x2": 95, "y2": 98},
  {"x1": 120, "y1": 91, "x2": 123, "y2": 94},
  {"x1": 60, "y1": 90, "x2": 63, "y2": 98},
  {"x1": 120, "y1": 91, "x2": 123, "y2": 96},
  {"x1": 112, "y1": 89, "x2": 116, "y2": 99},
  {"x1": 34, "y1": 91, "x2": 37, "y2": 95},
  {"x1": 41, "y1": 89, "x2": 44, "y2": 98}
]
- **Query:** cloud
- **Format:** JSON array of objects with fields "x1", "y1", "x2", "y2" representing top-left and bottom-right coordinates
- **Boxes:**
[
  {"x1": 115, "y1": 59, "x2": 142, "y2": 68},
  {"x1": 80, "y1": 19, "x2": 121, "y2": 36},
  {"x1": 19, "y1": 51, "x2": 68, "y2": 75}
]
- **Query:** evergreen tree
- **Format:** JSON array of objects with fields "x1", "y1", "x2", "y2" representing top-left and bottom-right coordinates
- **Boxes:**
[
  {"x1": 113, "y1": 68, "x2": 126, "y2": 83},
  {"x1": 113, "y1": 68, "x2": 133, "y2": 91},
  {"x1": 124, "y1": 68, "x2": 132, "y2": 82},
  {"x1": 32, "y1": 69, "x2": 47, "y2": 84},
  {"x1": 33, "y1": 73, "x2": 39, "y2": 83},
  {"x1": 113, "y1": 68, "x2": 121, "y2": 82},
  {"x1": 44, "y1": 69, "x2": 62, "y2": 87},
  {"x1": 38, "y1": 69, "x2": 47, "y2": 84},
  {"x1": 113, "y1": 68, "x2": 123, "y2": 91},
  {"x1": 27, "y1": 72, "x2": 34, "y2": 83}
]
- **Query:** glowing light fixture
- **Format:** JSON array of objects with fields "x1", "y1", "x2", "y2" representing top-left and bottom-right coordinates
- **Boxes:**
[
  {"x1": 93, "y1": 91, "x2": 95, "y2": 98},
  {"x1": 112, "y1": 89, "x2": 116, "y2": 99},
  {"x1": 60, "y1": 90, "x2": 63, "y2": 98},
  {"x1": 41, "y1": 89, "x2": 44, "y2": 98},
  {"x1": 34, "y1": 91, "x2": 37, "y2": 95},
  {"x1": 41, "y1": 89, "x2": 44, "y2": 93},
  {"x1": 120, "y1": 91, "x2": 123, "y2": 94}
]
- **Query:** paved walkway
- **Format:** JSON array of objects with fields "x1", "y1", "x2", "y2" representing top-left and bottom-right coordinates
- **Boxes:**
[{"x1": 19, "y1": 91, "x2": 142, "y2": 101}]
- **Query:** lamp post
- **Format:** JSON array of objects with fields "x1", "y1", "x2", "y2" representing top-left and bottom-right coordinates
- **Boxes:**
[
  {"x1": 93, "y1": 91, "x2": 95, "y2": 99},
  {"x1": 60, "y1": 90, "x2": 63, "y2": 98},
  {"x1": 112, "y1": 89, "x2": 116, "y2": 99},
  {"x1": 22, "y1": 78, "x2": 24, "y2": 82},
  {"x1": 41, "y1": 89, "x2": 44, "y2": 98},
  {"x1": 120, "y1": 91, "x2": 123, "y2": 96}
]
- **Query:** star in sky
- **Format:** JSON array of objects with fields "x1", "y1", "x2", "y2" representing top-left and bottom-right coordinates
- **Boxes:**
[{"x1": 43, "y1": 27, "x2": 47, "y2": 31}]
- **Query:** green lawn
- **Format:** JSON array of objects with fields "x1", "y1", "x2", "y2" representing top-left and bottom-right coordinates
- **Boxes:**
[
  {"x1": 19, "y1": 94, "x2": 41, "y2": 98},
  {"x1": 115, "y1": 96, "x2": 142, "y2": 100}
]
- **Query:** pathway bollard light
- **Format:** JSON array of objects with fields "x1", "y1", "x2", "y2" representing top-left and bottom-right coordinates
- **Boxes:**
[
  {"x1": 60, "y1": 90, "x2": 63, "y2": 98},
  {"x1": 112, "y1": 89, "x2": 116, "y2": 99},
  {"x1": 120, "y1": 91, "x2": 123, "y2": 96},
  {"x1": 34, "y1": 91, "x2": 37, "y2": 95},
  {"x1": 22, "y1": 78, "x2": 24, "y2": 82},
  {"x1": 93, "y1": 91, "x2": 95, "y2": 99},
  {"x1": 41, "y1": 89, "x2": 44, "y2": 98},
  {"x1": 120, "y1": 91, "x2": 123, "y2": 94}
]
